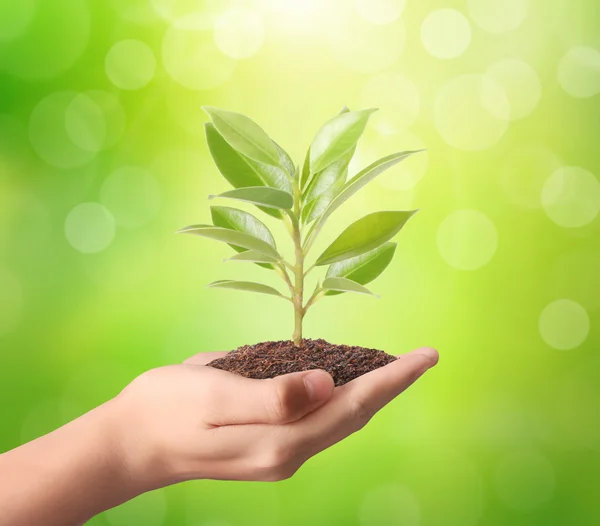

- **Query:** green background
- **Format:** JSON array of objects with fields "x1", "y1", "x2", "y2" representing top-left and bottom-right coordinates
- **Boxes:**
[{"x1": 1, "y1": 0, "x2": 599, "y2": 524}]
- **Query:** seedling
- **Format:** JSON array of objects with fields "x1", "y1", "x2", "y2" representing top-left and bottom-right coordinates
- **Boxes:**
[{"x1": 179, "y1": 107, "x2": 420, "y2": 346}]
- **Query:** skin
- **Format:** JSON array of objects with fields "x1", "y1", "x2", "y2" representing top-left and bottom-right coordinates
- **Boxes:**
[{"x1": 0, "y1": 347, "x2": 438, "y2": 526}]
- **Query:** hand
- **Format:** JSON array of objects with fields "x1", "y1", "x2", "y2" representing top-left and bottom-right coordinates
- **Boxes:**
[{"x1": 113, "y1": 347, "x2": 438, "y2": 491}]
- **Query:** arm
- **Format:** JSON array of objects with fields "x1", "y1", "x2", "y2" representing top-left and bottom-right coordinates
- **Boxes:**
[
  {"x1": 0, "y1": 347, "x2": 438, "y2": 526},
  {"x1": 0, "y1": 401, "x2": 137, "y2": 526}
]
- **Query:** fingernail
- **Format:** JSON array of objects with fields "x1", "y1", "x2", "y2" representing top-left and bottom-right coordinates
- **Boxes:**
[{"x1": 303, "y1": 370, "x2": 330, "y2": 402}]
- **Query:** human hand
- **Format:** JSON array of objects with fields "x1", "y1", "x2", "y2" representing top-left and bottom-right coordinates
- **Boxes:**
[{"x1": 112, "y1": 347, "x2": 438, "y2": 492}]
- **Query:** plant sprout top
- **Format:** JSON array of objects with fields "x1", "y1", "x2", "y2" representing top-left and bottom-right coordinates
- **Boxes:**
[{"x1": 179, "y1": 106, "x2": 421, "y2": 345}]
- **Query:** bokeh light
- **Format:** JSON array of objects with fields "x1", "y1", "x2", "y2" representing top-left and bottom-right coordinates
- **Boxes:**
[
  {"x1": 214, "y1": 8, "x2": 264, "y2": 60},
  {"x1": 163, "y1": 19, "x2": 237, "y2": 90},
  {"x1": 420, "y1": 9, "x2": 471, "y2": 60},
  {"x1": 467, "y1": 0, "x2": 529, "y2": 34},
  {"x1": 558, "y1": 46, "x2": 600, "y2": 99},
  {"x1": 485, "y1": 59, "x2": 541, "y2": 120},
  {"x1": 64, "y1": 203, "x2": 116, "y2": 254},
  {"x1": 354, "y1": 0, "x2": 405, "y2": 25},
  {"x1": 436, "y1": 209, "x2": 498, "y2": 270},
  {"x1": 328, "y1": 11, "x2": 406, "y2": 73},
  {"x1": 65, "y1": 94, "x2": 107, "y2": 153},
  {"x1": 434, "y1": 75, "x2": 509, "y2": 150},
  {"x1": 541, "y1": 167, "x2": 600, "y2": 228},
  {"x1": 539, "y1": 299, "x2": 590, "y2": 350},
  {"x1": 105, "y1": 40, "x2": 157, "y2": 91},
  {"x1": 29, "y1": 92, "x2": 97, "y2": 168},
  {"x1": 0, "y1": 1, "x2": 35, "y2": 42}
]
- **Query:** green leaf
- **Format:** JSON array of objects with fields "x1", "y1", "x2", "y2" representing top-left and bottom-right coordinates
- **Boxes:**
[
  {"x1": 211, "y1": 206, "x2": 276, "y2": 247},
  {"x1": 303, "y1": 147, "x2": 353, "y2": 205},
  {"x1": 205, "y1": 123, "x2": 281, "y2": 220},
  {"x1": 228, "y1": 251, "x2": 280, "y2": 265},
  {"x1": 300, "y1": 147, "x2": 311, "y2": 190},
  {"x1": 315, "y1": 211, "x2": 417, "y2": 266},
  {"x1": 302, "y1": 174, "x2": 346, "y2": 225},
  {"x1": 309, "y1": 108, "x2": 377, "y2": 174},
  {"x1": 275, "y1": 142, "x2": 296, "y2": 179},
  {"x1": 306, "y1": 150, "x2": 422, "y2": 241},
  {"x1": 178, "y1": 225, "x2": 281, "y2": 259},
  {"x1": 246, "y1": 155, "x2": 293, "y2": 194},
  {"x1": 207, "y1": 280, "x2": 286, "y2": 298},
  {"x1": 203, "y1": 106, "x2": 280, "y2": 166},
  {"x1": 322, "y1": 277, "x2": 376, "y2": 296},
  {"x1": 205, "y1": 123, "x2": 264, "y2": 188},
  {"x1": 211, "y1": 206, "x2": 275, "y2": 270},
  {"x1": 211, "y1": 187, "x2": 293, "y2": 210},
  {"x1": 325, "y1": 242, "x2": 396, "y2": 295}
]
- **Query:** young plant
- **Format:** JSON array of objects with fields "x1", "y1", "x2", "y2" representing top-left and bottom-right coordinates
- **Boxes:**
[{"x1": 179, "y1": 107, "x2": 421, "y2": 346}]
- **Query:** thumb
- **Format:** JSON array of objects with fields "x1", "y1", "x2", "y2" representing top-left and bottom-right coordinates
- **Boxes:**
[{"x1": 205, "y1": 369, "x2": 335, "y2": 426}]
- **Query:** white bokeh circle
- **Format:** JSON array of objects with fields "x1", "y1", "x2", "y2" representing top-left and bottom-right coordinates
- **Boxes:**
[
  {"x1": 65, "y1": 94, "x2": 107, "y2": 153},
  {"x1": 539, "y1": 299, "x2": 590, "y2": 350},
  {"x1": 358, "y1": 485, "x2": 420, "y2": 526},
  {"x1": 421, "y1": 9, "x2": 471, "y2": 59},
  {"x1": 500, "y1": 145, "x2": 561, "y2": 209},
  {"x1": 541, "y1": 167, "x2": 600, "y2": 228},
  {"x1": 0, "y1": 0, "x2": 35, "y2": 41},
  {"x1": 434, "y1": 74, "x2": 509, "y2": 151},
  {"x1": 29, "y1": 92, "x2": 97, "y2": 168},
  {"x1": 558, "y1": 46, "x2": 600, "y2": 99},
  {"x1": 105, "y1": 489, "x2": 167, "y2": 526},
  {"x1": 359, "y1": 73, "x2": 420, "y2": 134},
  {"x1": 328, "y1": 12, "x2": 406, "y2": 74},
  {"x1": 486, "y1": 59, "x2": 541, "y2": 120},
  {"x1": 100, "y1": 167, "x2": 162, "y2": 228},
  {"x1": 65, "y1": 203, "x2": 116, "y2": 254},
  {"x1": 214, "y1": 8, "x2": 264, "y2": 60},
  {"x1": 0, "y1": 266, "x2": 23, "y2": 336},
  {"x1": 493, "y1": 449, "x2": 555, "y2": 510},
  {"x1": 83, "y1": 90, "x2": 127, "y2": 150},
  {"x1": 105, "y1": 40, "x2": 156, "y2": 91},
  {"x1": 355, "y1": 0, "x2": 405, "y2": 25},
  {"x1": 163, "y1": 20, "x2": 237, "y2": 90},
  {"x1": 467, "y1": 0, "x2": 529, "y2": 34},
  {"x1": 437, "y1": 209, "x2": 498, "y2": 270}
]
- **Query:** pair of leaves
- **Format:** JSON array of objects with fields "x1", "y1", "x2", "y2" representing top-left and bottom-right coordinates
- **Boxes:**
[
  {"x1": 204, "y1": 107, "x2": 295, "y2": 219},
  {"x1": 180, "y1": 206, "x2": 287, "y2": 297},
  {"x1": 304, "y1": 150, "x2": 421, "y2": 245}
]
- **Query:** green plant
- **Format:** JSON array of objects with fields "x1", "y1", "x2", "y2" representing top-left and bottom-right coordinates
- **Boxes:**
[{"x1": 179, "y1": 107, "x2": 420, "y2": 345}]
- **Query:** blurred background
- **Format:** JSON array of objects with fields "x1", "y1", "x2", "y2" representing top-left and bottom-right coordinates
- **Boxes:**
[{"x1": 1, "y1": 0, "x2": 599, "y2": 524}]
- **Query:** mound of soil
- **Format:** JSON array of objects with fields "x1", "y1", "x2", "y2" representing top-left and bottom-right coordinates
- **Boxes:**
[{"x1": 207, "y1": 338, "x2": 398, "y2": 386}]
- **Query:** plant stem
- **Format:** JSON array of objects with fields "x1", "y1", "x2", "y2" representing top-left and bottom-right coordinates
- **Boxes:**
[{"x1": 291, "y1": 185, "x2": 304, "y2": 346}]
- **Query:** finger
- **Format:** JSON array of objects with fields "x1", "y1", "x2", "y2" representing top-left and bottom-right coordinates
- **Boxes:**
[
  {"x1": 293, "y1": 348, "x2": 438, "y2": 452},
  {"x1": 203, "y1": 368, "x2": 335, "y2": 426},
  {"x1": 183, "y1": 351, "x2": 229, "y2": 366}
]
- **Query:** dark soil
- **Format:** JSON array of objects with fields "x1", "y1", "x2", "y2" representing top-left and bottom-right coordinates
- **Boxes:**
[{"x1": 207, "y1": 338, "x2": 398, "y2": 386}]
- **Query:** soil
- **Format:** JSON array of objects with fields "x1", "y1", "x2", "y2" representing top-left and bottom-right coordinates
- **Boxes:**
[{"x1": 207, "y1": 338, "x2": 398, "y2": 386}]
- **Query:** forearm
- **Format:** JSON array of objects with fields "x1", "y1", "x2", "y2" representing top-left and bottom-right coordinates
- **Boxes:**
[{"x1": 0, "y1": 400, "x2": 142, "y2": 526}]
